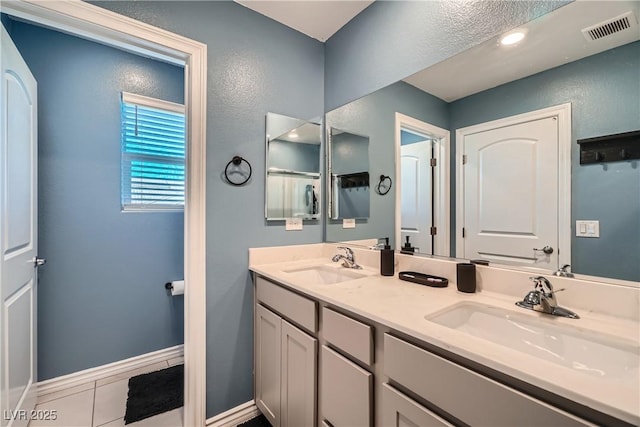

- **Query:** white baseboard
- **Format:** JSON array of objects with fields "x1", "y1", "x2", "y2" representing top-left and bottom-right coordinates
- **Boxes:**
[
  {"x1": 206, "y1": 400, "x2": 260, "y2": 427},
  {"x1": 37, "y1": 344, "x2": 184, "y2": 396}
]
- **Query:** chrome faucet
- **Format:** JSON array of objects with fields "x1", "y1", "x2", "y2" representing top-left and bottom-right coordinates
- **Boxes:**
[
  {"x1": 553, "y1": 264, "x2": 574, "y2": 278},
  {"x1": 516, "y1": 276, "x2": 579, "y2": 319},
  {"x1": 332, "y1": 246, "x2": 362, "y2": 269}
]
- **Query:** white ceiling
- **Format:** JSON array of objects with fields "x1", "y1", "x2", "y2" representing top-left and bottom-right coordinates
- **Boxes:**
[
  {"x1": 404, "y1": 1, "x2": 640, "y2": 102},
  {"x1": 235, "y1": 0, "x2": 374, "y2": 42},
  {"x1": 235, "y1": 1, "x2": 639, "y2": 102}
]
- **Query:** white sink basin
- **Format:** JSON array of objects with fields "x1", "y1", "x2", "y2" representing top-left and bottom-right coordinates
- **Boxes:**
[
  {"x1": 283, "y1": 265, "x2": 367, "y2": 285},
  {"x1": 427, "y1": 302, "x2": 639, "y2": 381}
]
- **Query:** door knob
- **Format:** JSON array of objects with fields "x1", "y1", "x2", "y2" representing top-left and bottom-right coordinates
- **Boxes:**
[
  {"x1": 31, "y1": 257, "x2": 46, "y2": 267},
  {"x1": 533, "y1": 246, "x2": 554, "y2": 255}
]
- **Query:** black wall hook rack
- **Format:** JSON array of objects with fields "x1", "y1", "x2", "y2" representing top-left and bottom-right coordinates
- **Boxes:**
[
  {"x1": 578, "y1": 130, "x2": 639, "y2": 164},
  {"x1": 224, "y1": 155, "x2": 252, "y2": 186},
  {"x1": 376, "y1": 174, "x2": 392, "y2": 195},
  {"x1": 339, "y1": 172, "x2": 369, "y2": 189}
]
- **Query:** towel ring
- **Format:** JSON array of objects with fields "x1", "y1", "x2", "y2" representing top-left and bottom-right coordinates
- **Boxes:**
[
  {"x1": 224, "y1": 156, "x2": 252, "y2": 186},
  {"x1": 376, "y1": 174, "x2": 392, "y2": 195}
]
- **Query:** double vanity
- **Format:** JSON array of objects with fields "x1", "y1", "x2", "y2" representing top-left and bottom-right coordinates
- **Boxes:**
[{"x1": 249, "y1": 243, "x2": 639, "y2": 427}]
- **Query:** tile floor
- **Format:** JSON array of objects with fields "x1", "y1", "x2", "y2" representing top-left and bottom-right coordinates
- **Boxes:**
[{"x1": 28, "y1": 356, "x2": 184, "y2": 427}]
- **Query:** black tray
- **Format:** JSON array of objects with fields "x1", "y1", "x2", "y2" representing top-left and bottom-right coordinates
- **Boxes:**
[{"x1": 398, "y1": 271, "x2": 448, "y2": 288}]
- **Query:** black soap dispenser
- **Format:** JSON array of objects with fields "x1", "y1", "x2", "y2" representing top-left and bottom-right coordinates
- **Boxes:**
[
  {"x1": 380, "y1": 237, "x2": 394, "y2": 276},
  {"x1": 400, "y1": 236, "x2": 415, "y2": 255}
]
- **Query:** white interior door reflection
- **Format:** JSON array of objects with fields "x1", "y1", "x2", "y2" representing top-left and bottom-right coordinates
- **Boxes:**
[{"x1": 401, "y1": 136, "x2": 433, "y2": 254}]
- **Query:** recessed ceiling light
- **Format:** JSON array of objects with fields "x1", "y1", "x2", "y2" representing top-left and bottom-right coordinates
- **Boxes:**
[
  {"x1": 500, "y1": 30, "x2": 527, "y2": 46},
  {"x1": 288, "y1": 131, "x2": 299, "y2": 139}
]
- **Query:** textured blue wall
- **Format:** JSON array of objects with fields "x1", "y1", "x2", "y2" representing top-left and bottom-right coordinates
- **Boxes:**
[
  {"x1": 268, "y1": 140, "x2": 320, "y2": 173},
  {"x1": 324, "y1": 1, "x2": 570, "y2": 110},
  {"x1": 450, "y1": 41, "x2": 640, "y2": 281},
  {"x1": 331, "y1": 133, "x2": 370, "y2": 220},
  {"x1": 91, "y1": 1, "x2": 325, "y2": 416},
  {"x1": 401, "y1": 130, "x2": 428, "y2": 146},
  {"x1": 9, "y1": 20, "x2": 185, "y2": 380},
  {"x1": 326, "y1": 81, "x2": 448, "y2": 245}
]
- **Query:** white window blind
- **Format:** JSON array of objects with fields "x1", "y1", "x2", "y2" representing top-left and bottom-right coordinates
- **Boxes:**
[{"x1": 121, "y1": 92, "x2": 185, "y2": 211}]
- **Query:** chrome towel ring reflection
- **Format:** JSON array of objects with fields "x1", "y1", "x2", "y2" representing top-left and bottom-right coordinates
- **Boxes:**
[
  {"x1": 224, "y1": 156, "x2": 252, "y2": 186},
  {"x1": 376, "y1": 174, "x2": 392, "y2": 195}
]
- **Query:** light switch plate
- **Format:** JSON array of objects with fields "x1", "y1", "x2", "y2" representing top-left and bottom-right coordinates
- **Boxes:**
[
  {"x1": 343, "y1": 218, "x2": 356, "y2": 229},
  {"x1": 285, "y1": 218, "x2": 303, "y2": 231},
  {"x1": 576, "y1": 220, "x2": 599, "y2": 238}
]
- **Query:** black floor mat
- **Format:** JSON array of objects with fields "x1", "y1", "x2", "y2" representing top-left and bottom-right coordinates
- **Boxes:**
[
  {"x1": 238, "y1": 414, "x2": 271, "y2": 427},
  {"x1": 124, "y1": 364, "x2": 183, "y2": 424}
]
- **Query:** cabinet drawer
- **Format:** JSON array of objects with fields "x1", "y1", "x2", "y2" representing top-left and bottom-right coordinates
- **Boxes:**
[
  {"x1": 384, "y1": 334, "x2": 592, "y2": 427},
  {"x1": 322, "y1": 307, "x2": 373, "y2": 366},
  {"x1": 382, "y1": 383, "x2": 453, "y2": 427},
  {"x1": 256, "y1": 276, "x2": 317, "y2": 333},
  {"x1": 321, "y1": 345, "x2": 372, "y2": 427}
]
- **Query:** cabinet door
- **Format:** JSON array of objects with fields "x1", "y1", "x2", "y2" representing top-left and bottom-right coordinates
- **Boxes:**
[
  {"x1": 382, "y1": 384, "x2": 453, "y2": 427},
  {"x1": 281, "y1": 320, "x2": 317, "y2": 427},
  {"x1": 321, "y1": 345, "x2": 372, "y2": 427},
  {"x1": 256, "y1": 304, "x2": 282, "y2": 427}
]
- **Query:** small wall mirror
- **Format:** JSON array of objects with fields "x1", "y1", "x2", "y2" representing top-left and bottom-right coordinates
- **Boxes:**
[
  {"x1": 265, "y1": 112, "x2": 322, "y2": 221},
  {"x1": 328, "y1": 127, "x2": 370, "y2": 220}
]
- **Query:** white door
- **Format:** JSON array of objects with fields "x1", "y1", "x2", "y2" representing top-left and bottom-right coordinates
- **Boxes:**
[
  {"x1": 1, "y1": 25, "x2": 38, "y2": 427},
  {"x1": 461, "y1": 117, "x2": 558, "y2": 268},
  {"x1": 401, "y1": 140, "x2": 432, "y2": 254}
]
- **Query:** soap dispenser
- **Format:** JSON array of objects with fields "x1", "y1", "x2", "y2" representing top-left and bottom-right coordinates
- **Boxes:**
[
  {"x1": 380, "y1": 237, "x2": 394, "y2": 276},
  {"x1": 400, "y1": 236, "x2": 415, "y2": 255}
]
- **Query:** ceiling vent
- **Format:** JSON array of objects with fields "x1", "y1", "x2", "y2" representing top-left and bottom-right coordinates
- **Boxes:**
[{"x1": 582, "y1": 11, "x2": 637, "y2": 41}]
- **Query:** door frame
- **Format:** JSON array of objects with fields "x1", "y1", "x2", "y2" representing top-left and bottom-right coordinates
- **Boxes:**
[
  {"x1": 1, "y1": 1, "x2": 207, "y2": 426},
  {"x1": 455, "y1": 103, "x2": 571, "y2": 268},
  {"x1": 395, "y1": 113, "x2": 450, "y2": 257}
]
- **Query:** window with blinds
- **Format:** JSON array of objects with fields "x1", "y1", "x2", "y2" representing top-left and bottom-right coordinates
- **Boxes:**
[{"x1": 121, "y1": 92, "x2": 185, "y2": 211}]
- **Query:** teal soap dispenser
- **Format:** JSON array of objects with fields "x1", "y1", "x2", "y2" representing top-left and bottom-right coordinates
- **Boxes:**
[{"x1": 380, "y1": 237, "x2": 394, "y2": 276}]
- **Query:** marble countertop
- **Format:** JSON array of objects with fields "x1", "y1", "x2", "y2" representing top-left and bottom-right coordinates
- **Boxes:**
[{"x1": 250, "y1": 256, "x2": 640, "y2": 425}]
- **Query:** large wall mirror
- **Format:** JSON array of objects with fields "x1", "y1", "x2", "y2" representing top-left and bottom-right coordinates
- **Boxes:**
[
  {"x1": 265, "y1": 112, "x2": 322, "y2": 220},
  {"x1": 323, "y1": 1, "x2": 640, "y2": 284}
]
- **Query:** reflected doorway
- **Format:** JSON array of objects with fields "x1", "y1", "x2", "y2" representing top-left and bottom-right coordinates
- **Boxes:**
[{"x1": 395, "y1": 113, "x2": 450, "y2": 257}]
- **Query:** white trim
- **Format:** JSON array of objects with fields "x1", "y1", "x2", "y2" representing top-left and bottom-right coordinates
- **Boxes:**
[
  {"x1": 394, "y1": 113, "x2": 450, "y2": 257},
  {"x1": 37, "y1": 345, "x2": 184, "y2": 396},
  {"x1": 122, "y1": 91, "x2": 185, "y2": 114},
  {"x1": 455, "y1": 103, "x2": 572, "y2": 268},
  {"x1": 206, "y1": 400, "x2": 259, "y2": 427},
  {"x1": 2, "y1": 2, "x2": 207, "y2": 426}
]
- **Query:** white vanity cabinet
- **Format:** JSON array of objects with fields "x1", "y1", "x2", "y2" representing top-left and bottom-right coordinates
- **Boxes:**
[
  {"x1": 381, "y1": 383, "x2": 453, "y2": 427},
  {"x1": 255, "y1": 278, "x2": 318, "y2": 427},
  {"x1": 252, "y1": 272, "x2": 615, "y2": 427},
  {"x1": 320, "y1": 307, "x2": 374, "y2": 426},
  {"x1": 383, "y1": 334, "x2": 595, "y2": 427}
]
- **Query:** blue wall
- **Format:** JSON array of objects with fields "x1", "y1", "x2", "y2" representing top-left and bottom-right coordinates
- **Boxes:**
[
  {"x1": 9, "y1": 20, "x2": 185, "y2": 380},
  {"x1": 450, "y1": 41, "x2": 640, "y2": 281},
  {"x1": 326, "y1": 81, "x2": 448, "y2": 245},
  {"x1": 324, "y1": 1, "x2": 570, "y2": 110},
  {"x1": 401, "y1": 130, "x2": 429, "y2": 146},
  {"x1": 268, "y1": 140, "x2": 320, "y2": 173},
  {"x1": 91, "y1": 1, "x2": 325, "y2": 416}
]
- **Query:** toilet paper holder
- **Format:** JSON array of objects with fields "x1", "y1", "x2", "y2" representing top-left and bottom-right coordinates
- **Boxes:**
[{"x1": 165, "y1": 280, "x2": 185, "y2": 296}]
